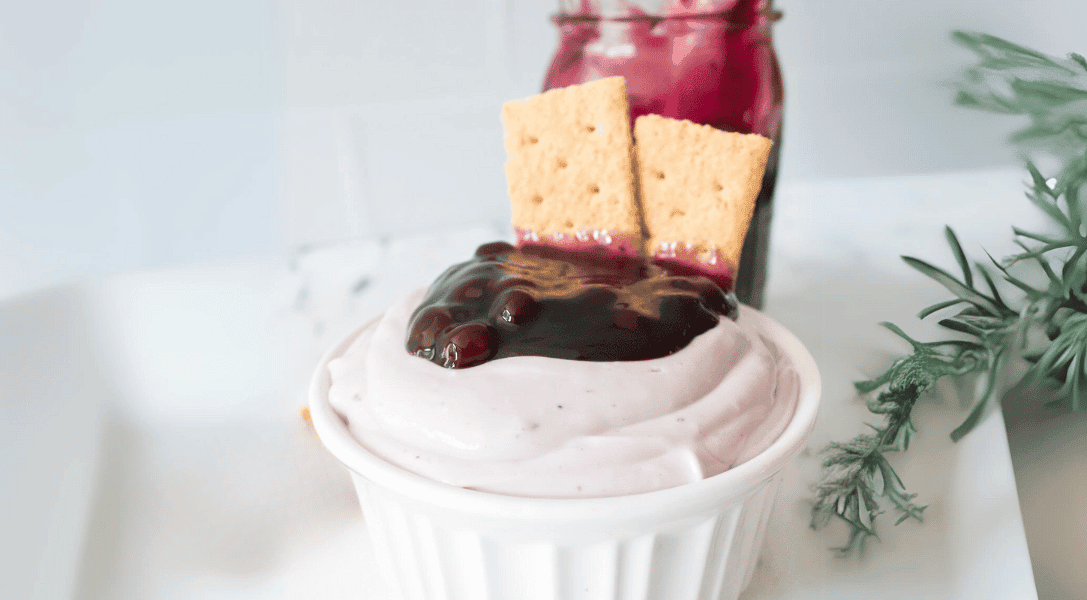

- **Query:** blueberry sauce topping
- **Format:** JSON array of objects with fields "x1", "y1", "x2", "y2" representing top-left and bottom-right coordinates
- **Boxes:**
[{"x1": 406, "y1": 242, "x2": 738, "y2": 369}]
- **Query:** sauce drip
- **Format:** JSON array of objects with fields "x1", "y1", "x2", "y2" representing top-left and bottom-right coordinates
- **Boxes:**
[{"x1": 406, "y1": 242, "x2": 738, "y2": 369}]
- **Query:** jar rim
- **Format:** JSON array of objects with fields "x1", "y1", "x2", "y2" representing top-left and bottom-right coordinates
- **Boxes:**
[{"x1": 553, "y1": 8, "x2": 782, "y2": 26}]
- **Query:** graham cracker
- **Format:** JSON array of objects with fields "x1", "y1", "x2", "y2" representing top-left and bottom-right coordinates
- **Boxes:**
[
  {"x1": 634, "y1": 114, "x2": 772, "y2": 269},
  {"x1": 501, "y1": 77, "x2": 644, "y2": 249}
]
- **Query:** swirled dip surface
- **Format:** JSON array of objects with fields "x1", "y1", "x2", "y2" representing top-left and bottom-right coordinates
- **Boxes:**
[{"x1": 327, "y1": 290, "x2": 799, "y2": 498}]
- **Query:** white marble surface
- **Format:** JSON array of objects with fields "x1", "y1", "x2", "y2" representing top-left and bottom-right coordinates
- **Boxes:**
[{"x1": 9, "y1": 167, "x2": 1084, "y2": 599}]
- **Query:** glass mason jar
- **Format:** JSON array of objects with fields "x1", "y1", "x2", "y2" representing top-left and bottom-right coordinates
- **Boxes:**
[{"x1": 543, "y1": 0, "x2": 783, "y2": 308}]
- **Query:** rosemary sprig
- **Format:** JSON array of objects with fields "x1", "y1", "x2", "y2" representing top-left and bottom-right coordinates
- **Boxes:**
[
  {"x1": 811, "y1": 31, "x2": 1087, "y2": 555},
  {"x1": 952, "y1": 30, "x2": 1087, "y2": 174}
]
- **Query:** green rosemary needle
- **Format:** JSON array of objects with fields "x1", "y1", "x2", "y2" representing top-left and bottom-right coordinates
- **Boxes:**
[{"x1": 811, "y1": 31, "x2": 1087, "y2": 555}]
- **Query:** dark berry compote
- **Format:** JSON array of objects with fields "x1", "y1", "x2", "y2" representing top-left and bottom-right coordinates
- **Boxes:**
[{"x1": 406, "y1": 241, "x2": 738, "y2": 369}]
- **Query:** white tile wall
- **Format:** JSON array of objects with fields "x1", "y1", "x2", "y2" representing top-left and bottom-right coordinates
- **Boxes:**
[
  {"x1": 5, "y1": 0, "x2": 1087, "y2": 297},
  {"x1": 278, "y1": 0, "x2": 537, "y2": 248},
  {"x1": 282, "y1": 0, "x2": 511, "y2": 107},
  {"x1": 278, "y1": 0, "x2": 1087, "y2": 248},
  {"x1": 772, "y1": 0, "x2": 1087, "y2": 180},
  {"x1": 0, "y1": 0, "x2": 278, "y2": 299}
]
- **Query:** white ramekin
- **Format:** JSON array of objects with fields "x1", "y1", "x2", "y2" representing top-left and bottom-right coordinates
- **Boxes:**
[{"x1": 310, "y1": 307, "x2": 820, "y2": 600}]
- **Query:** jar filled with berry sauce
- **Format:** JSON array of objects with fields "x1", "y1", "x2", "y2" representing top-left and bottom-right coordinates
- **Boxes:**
[{"x1": 543, "y1": 0, "x2": 783, "y2": 308}]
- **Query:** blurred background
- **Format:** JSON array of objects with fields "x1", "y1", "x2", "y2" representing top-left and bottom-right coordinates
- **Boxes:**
[{"x1": 3, "y1": 0, "x2": 1087, "y2": 301}]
